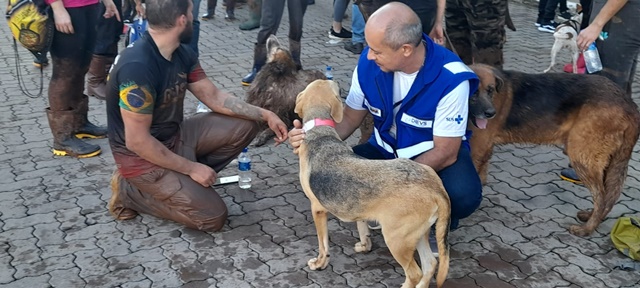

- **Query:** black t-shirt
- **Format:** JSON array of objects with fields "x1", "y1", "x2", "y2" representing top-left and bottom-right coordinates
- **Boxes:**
[{"x1": 106, "y1": 31, "x2": 206, "y2": 178}]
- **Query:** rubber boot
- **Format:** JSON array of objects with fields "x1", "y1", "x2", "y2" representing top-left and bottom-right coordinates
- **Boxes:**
[
  {"x1": 86, "y1": 55, "x2": 114, "y2": 100},
  {"x1": 289, "y1": 39, "x2": 303, "y2": 70},
  {"x1": 202, "y1": 0, "x2": 218, "y2": 20},
  {"x1": 46, "y1": 108, "x2": 102, "y2": 158},
  {"x1": 241, "y1": 43, "x2": 267, "y2": 86},
  {"x1": 239, "y1": 0, "x2": 261, "y2": 30},
  {"x1": 109, "y1": 170, "x2": 139, "y2": 220},
  {"x1": 74, "y1": 94, "x2": 108, "y2": 139}
]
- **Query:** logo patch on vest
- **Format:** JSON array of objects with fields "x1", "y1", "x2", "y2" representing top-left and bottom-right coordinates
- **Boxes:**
[
  {"x1": 445, "y1": 114, "x2": 465, "y2": 124},
  {"x1": 364, "y1": 99, "x2": 382, "y2": 117},
  {"x1": 401, "y1": 113, "x2": 433, "y2": 128}
]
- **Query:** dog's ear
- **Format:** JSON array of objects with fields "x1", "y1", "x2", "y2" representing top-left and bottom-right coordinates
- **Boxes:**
[
  {"x1": 294, "y1": 89, "x2": 305, "y2": 118},
  {"x1": 328, "y1": 81, "x2": 344, "y2": 123},
  {"x1": 491, "y1": 67, "x2": 505, "y2": 92},
  {"x1": 266, "y1": 35, "x2": 280, "y2": 54}
]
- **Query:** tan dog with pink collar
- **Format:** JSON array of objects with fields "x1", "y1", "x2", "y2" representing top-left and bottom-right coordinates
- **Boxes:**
[{"x1": 294, "y1": 79, "x2": 451, "y2": 288}]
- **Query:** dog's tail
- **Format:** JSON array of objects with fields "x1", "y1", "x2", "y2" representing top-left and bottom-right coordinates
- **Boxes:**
[
  {"x1": 435, "y1": 194, "x2": 451, "y2": 287},
  {"x1": 553, "y1": 31, "x2": 573, "y2": 39}
]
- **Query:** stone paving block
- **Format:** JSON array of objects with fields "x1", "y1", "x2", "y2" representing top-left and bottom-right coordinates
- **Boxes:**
[
  {"x1": 476, "y1": 236, "x2": 527, "y2": 262},
  {"x1": 553, "y1": 264, "x2": 607, "y2": 287},
  {"x1": 160, "y1": 242, "x2": 198, "y2": 270},
  {"x1": 479, "y1": 221, "x2": 527, "y2": 245},
  {"x1": 33, "y1": 222, "x2": 65, "y2": 246},
  {"x1": 553, "y1": 246, "x2": 610, "y2": 274},
  {"x1": 510, "y1": 271, "x2": 571, "y2": 288},
  {"x1": 13, "y1": 254, "x2": 75, "y2": 279},
  {"x1": 475, "y1": 252, "x2": 527, "y2": 282},
  {"x1": 108, "y1": 247, "x2": 165, "y2": 271},
  {"x1": 513, "y1": 236, "x2": 568, "y2": 257},
  {"x1": 27, "y1": 198, "x2": 78, "y2": 215},
  {"x1": 228, "y1": 208, "x2": 278, "y2": 228},
  {"x1": 260, "y1": 218, "x2": 299, "y2": 245},
  {"x1": 0, "y1": 178, "x2": 43, "y2": 193},
  {"x1": 180, "y1": 279, "x2": 217, "y2": 288},
  {"x1": 0, "y1": 226, "x2": 34, "y2": 242},
  {"x1": 520, "y1": 207, "x2": 565, "y2": 225},
  {"x1": 84, "y1": 265, "x2": 146, "y2": 288},
  {"x1": 0, "y1": 274, "x2": 50, "y2": 288},
  {"x1": 515, "y1": 221, "x2": 566, "y2": 239},
  {"x1": 442, "y1": 275, "x2": 481, "y2": 288},
  {"x1": 0, "y1": 254, "x2": 16, "y2": 284},
  {"x1": 48, "y1": 267, "x2": 86, "y2": 287},
  {"x1": 7, "y1": 237, "x2": 40, "y2": 266},
  {"x1": 74, "y1": 249, "x2": 110, "y2": 278},
  {"x1": 40, "y1": 238, "x2": 99, "y2": 259},
  {"x1": 55, "y1": 207, "x2": 88, "y2": 232},
  {"x1": 246, "y1": 235, "x2": 287, "y2": 262},
  {"x1": 595, "y1": 269, "x2": 640, "y2": 288},
  {"x1": 553, "y1": 232, "x2": 605, "y2": 256},
  {"x1": 447, "y1": 258, "x2": 486, "y2": 279},
  {"x1": 484, "y1": 194, "x2": 531, "y2": 214},
  {"x1": 142, "y1": 259, "x2": 183, "y2": 288},
  {"x1": 213, "y1": 270, "x2": 255, "y2": 288},
  {"x1": 482, "y1": 206, "x2": 528, "y2": 228},
  {"x1": 76, "y1": 193, "x2": 106, "y2": 216},
  {"x1": 341, "y1": 264, "x2": 398, "y2": 287},
  {"x1": 120, "y1": 279, "x2": 152, "y2": 288},
  {"x1": 469, "y1": 270, "x2": 516, "y2": 288},
  {"x1": 486, "y1": 182, "x2": 531, "y2": 202},
  {"x1": 115, "y1": 219, "x2": 150, "y2": 241},
  {"x1": 230, "y1": 250, "x2": 274, "y2": 283},
  {"x1": 85, "y1": 211, "x2": 119, "y2": 225},
  {"x1": 512, "y1": 252, "x2": 569, "y2": 275},
  {"x1": 128, "y1": 231, "x2": 184, "y2": 252},
  {"x1": 65, "y1": 223, "x2": 117, "y2": 241}
]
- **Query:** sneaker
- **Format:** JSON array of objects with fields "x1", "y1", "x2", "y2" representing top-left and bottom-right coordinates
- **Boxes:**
[
  {"x1": 344, "y1": 42, "x2": 364, "y2": 54},
  {"x1": 367, "y1": 220, "x2": 381, "y2": 230},
  {"x1": 535, "y1": 22, "x2": 541, "y2": 27},
  {"x1": 560, "y1": 167, "x2": 582, "y2": 185},
  {"x1": 429, "y1": 229, "x2": 439, "y2": 257},
  {"x1": 557, "y1": 11, "x2": 573, "y2": 21},
  {"x1": 202, "y1": 12, "x2": 214, "y2": 20},
  {"x1": 538, "y1": 22, "x2": 557, "y2": 33},
  {"x1": 329, "y1": 27, "x2": 352, "y2": 39}
]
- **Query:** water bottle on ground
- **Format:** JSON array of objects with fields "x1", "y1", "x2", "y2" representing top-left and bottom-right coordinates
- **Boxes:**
[
  {"x1": 238, "y1": 147, "x2": 252, "y2": 189},
  {"x1": 325, "y1": 65, "x2": 333, "y2": 80},
  {"x1": 583, "y1": 42, "x2": 603, "y2": 74},
  {"x1": 196, "y1": 101, "x2": 211, "y2": 113}
]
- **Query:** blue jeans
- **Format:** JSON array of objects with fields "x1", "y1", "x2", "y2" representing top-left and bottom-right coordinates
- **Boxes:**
[
  {"x1": 351, "y1": 4, "x2": 365, "y2": 44},
  {"x1": 189, "y1": 0, "x2": 202, "y2": 57},
  {"x1": 352, "y1": 142, "x2": 483, "y2": 230}
]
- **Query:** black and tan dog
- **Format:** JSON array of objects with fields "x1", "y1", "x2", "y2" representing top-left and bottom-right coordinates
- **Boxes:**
[
  {"x1": 468, "y1": 64, "x2": 640, "y2": 236},
  {"x1": 294, "y1": 80, "x2": 451, "y2": 288},
  {"x1": 246, "y1": 35, "x2": 326, "y2": 146}
]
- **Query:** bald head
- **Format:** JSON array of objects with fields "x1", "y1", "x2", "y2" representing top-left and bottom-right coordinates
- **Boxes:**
[{"x1": 367, "y1": 2, "x2": 423, "y2": 50}]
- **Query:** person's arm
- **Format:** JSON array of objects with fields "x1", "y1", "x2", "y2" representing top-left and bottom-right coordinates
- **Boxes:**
[
  {"x1": 101, "y1": 0, "x2": 121, "y2": 21},
  {"x1": 134, "y1": 0, "x2": 145, "y2": 18},
  {"x1": 48, "y1": 0, "x2": 73, "y2": 34},
  {"x1": 577, "y1": 0, "x2": 628, "y2": 50},
  {"x1": 118, "y1": 65, "x2": 216, "y2": 187},
  {"x1": 414, "y1": 81, "x2": 470, "y2": 171},
  {"x1": 188, "y1": 69, "x2": 288, "y2": 144},
  {"x1": 429, "y1": 0, "x2": 446, "y2": 45}
]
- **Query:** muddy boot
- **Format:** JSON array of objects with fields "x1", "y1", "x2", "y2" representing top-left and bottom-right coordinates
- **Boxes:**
[
  {"x1": 86, "y1": 55, "x2": 114, "y2": 100},
  {"x1": 202, "y1": 0, "x2": 218, "y2": 20},
  {"x1": 241, "y1": 42, "x2": 267, "y2": 86},
  {"x1": 239, "y1": 0, "x2": 261, "y2": 30},
  {"x1": 290, "y1": 39, "x2": 302, "y2": 70},
  {"x1": 47, "y1": 108, "x2": 102, "y2": 158},
  {"x1": 74, "y1": 94, "x2": 108, "y2": 139},
  {"x1": 109, "y1": 170, "x2": 139, "y2": 220}
]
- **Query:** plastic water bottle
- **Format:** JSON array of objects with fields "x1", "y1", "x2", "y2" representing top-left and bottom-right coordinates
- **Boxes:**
[
  {"x1": 196, "y1": 101, "x2": 211, "y2": 113},
  {"x1": 583, "y1": 42, "x2": 603, "y2": 73},
  {"x1": 325, "y1": 65, "x2": 333, "y2": 80},
  {"x1": 238, "y1": 147, "x2": 252, "y2": 189}
]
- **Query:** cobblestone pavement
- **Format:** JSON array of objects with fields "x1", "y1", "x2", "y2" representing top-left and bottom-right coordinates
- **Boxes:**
[{"x1": 2, "y1": 1, "x2": 640, "y2": 287}]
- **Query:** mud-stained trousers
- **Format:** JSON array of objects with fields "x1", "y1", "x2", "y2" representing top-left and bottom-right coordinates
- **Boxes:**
[
  {"x1": 591, "y1": 0, "x2": 640, "y2": 96},
  {"x1": 445, "y1": 0, "x2": 509, "y2": 68},
  {"x1": 113, "y1": 113, "x2": 260, "y2": 232}
]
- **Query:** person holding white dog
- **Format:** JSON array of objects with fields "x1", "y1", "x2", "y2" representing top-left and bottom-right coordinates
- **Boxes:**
[{"x1": 288, "y1": 2, "x2": 483, "y2": 236}]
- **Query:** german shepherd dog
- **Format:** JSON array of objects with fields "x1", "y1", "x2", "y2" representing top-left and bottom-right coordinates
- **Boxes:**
[
  {"x1": 246, "y1": 35, "x2": 326, "y2": 146},
  {"x1": 295, "y1": 80, "x2": 451, "y2": 288},
  {"x1": 468, "y1": 64, "x2": 640, "y2": 236}
]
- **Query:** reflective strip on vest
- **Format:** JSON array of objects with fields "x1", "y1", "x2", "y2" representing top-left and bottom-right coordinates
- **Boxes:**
[
  {"x1": 396, "y1": 140, "x2": 435, "y2": 159},
  {"x1": 374, "y1": 128, "x2": 395, "y2": 154}
]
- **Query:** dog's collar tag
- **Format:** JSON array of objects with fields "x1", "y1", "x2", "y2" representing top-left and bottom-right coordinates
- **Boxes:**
[{"x1": 303, "y1": 118, "x2": 336, "y2": 132}]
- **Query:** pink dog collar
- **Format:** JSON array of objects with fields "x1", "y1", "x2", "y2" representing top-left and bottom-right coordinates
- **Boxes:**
[{"x1": 303, "y1": 118, "x2": 336, "y2": 132}]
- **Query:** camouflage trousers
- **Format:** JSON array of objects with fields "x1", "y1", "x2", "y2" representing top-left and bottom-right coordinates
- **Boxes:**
[
  {"x1": 445, "y1": 0, "x2": 508, "y2": 68},
  {"x1": 354, "y1": 0, "x2": 437, "y2": 35}
]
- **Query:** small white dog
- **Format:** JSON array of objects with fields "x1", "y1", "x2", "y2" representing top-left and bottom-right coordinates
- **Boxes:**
[{"x1": 543, "y1": 13, "x2": 583, "y2": 73}]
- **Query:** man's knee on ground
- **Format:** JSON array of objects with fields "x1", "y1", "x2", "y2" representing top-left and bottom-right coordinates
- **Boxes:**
[
  {"x1": 449, "y1": 182, "x2": 483, "y2": 220},
  {"x1": 189, "y1": 207, "x2": 229, "y2": 232}
]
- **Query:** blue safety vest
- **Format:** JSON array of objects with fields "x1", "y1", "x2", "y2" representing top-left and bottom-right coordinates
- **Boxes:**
[{"x1": 357, "y1": 35, "x2": 479, "y2": 159}]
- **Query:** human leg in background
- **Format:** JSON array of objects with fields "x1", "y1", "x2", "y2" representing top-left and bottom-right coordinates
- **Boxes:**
[
  {"x1": 87, "y1": 0, "x2": 123, "y2": 100},
  {"x1": 239, "y1": 0, "x2": 262, "y2": 30},
  {"x1": 539, "y1": 0, "x2": 561, "y2": 32},
  {"x1": 241, "y1": 0, "x2": 286, "y2": 85},
  {"x1": 536, "y1": 0, "x2": 549, "y2": 26},
  {"x1": 287, "y1": 0, "x2": 308, "y2": 70},
  {"x1": 47, "y1": 5, "x2": 102, "y2": 158},
  {"x1": 329, "y1": 0, "x2": 352, "y2": 39},
  {"x1": 202, "y1": 0, "x2": 217, "y2": 20},
  {"x1": 189, "y1": 0, "x2": 202, "y2": 56},
  {"x1": 465, "y1": 0, "x2": 508, "y2": 68},
  {"x1": 445, "y1": 0, "x2": 473, "y2": 64},
  {"x1": 344, "y1": 3, "x2": 365, "y2": 54},
  {"x1": 226, "y1": 0, "x2": 237, "y2": 20}
]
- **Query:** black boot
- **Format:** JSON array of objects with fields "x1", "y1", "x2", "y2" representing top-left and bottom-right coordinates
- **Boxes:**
[
  {"x1": 289, "y1": 39, "x2": 302, "y2": 70},
  {"x1": 47, "y1": 108, "x2": 102, "y2": 158},
  {"x1": 74, "y1": 94, "x2": 108, "y2": 139},
  {"x1": 202, "y1": 0, "x2": 218, "y2": 20},
  {"x1": 241, "y1": 43, "x2": 267, "y2": 86}
]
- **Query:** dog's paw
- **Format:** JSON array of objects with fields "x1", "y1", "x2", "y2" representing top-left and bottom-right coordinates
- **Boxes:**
[
  {"x1": 569, "y1": 224, "x2": 593, "y2": 237},
  {"x1": 354, "y1": 238, "x2": 372, "y2": 253},
  {"x1": 307, "y1": 256, "x2": 329, "y2": 270},
  {"x1": 577, "y1": 209, "x2": 593, "y2": 222}
]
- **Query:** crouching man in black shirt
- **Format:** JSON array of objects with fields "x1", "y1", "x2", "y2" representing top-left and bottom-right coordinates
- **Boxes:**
[{"x1": 105, "y1": 0, "x2": 288, "y2": 232}]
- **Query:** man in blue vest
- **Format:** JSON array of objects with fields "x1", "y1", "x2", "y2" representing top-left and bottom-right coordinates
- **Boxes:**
[{"x1": 288, "y1": 2, "x2": 483, "y2": 234}]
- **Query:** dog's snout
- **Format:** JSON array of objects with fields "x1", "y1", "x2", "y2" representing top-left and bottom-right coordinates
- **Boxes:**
[{"x1": 484, "y1": 108, "x2": 496, "y2": 118}]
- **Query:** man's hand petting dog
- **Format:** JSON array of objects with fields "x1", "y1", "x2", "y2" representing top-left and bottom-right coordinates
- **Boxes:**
[
  {"x1": 288, "y1": 119, "x2": 305, "y2": 155},
  {"x1": 577, "y1": 25, "x2": 601, "y2": 51},
  {"x1": 265, "y1": 111, "x2": 289, "y2": 145}
]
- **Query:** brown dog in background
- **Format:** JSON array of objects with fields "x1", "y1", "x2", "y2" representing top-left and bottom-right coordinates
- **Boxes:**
[
  {"x1": 295, "y1": 80, "x2": 451, "y2": 288},
  {"x1": 246, "y1": 35, "x2": 326, "y2": 146},
  {"x1": 468, "y1": 64, "x2": 640, "y2": 236}
]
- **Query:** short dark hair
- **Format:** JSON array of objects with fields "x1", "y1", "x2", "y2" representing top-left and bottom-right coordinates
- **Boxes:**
[{"x1": 146, "y1": 0, "x2": 191, "y2": 29}]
